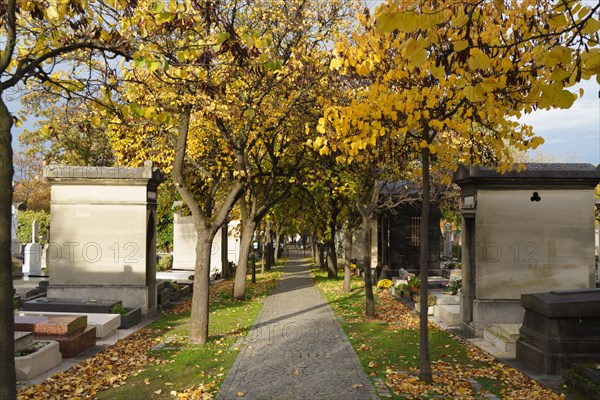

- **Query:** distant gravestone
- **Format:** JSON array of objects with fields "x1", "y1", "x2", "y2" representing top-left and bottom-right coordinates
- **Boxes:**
[
  {"x1": 23, "y1": 243, "x2": 42, "y2": 276},
  {"x1": 23, "y1": 220, "x2": 43, "y2": 276},
  {"x1": 443, "y1": 223, "x2": 453, "y2": 259},
  {"x1": 173, "y1": 213, "x2": 240, "y2": 277}
]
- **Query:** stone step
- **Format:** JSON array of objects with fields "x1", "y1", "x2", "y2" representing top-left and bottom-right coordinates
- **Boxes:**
[
  {"x1": 483, "y1": 324, "x2": 521, "y2": 355},
  {"x1": 433, "y1": 293, "x2": 460, "y2": 305},
  {"x1": 437, "y1": 304, "x2": 460, "y2": 325}
]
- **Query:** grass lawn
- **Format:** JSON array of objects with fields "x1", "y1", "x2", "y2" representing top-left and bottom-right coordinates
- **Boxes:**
[
  {"x1": 96, "y1": 270, "x2": 280, "y2": 400},
  {"x1": 311, "y1": 267, "x2": 568, "y2": 400},
  {"x1": 18, "y1": 267, "x2": 281, "y2": 400}
]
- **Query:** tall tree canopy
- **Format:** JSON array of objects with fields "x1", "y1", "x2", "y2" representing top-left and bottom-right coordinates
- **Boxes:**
[{"x1": 312, "y1": 0, "x2": 599, "y2": 382}]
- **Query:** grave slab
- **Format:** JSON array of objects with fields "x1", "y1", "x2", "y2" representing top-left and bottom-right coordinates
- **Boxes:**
[
  {"x1": 16, "y1": 311, "x2": 120, "y2": 339},
  {"x1": 39, "y1": 326, "x2": 96, "y2": 358},
  {"x1": 24, "y1": 297, "x2": 121, "y2": 314},
  {"x1": 14, "y1": 314, "x2": 97, "y2": 358},
  {"x1": 14, "y1": 315, "x2": 87, "y2": 336}
]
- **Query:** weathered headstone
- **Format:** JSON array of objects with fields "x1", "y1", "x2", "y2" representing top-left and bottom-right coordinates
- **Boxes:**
[
  {"x1": 173, "y1": 213, "x2": 240, "y2": 277},
  {"x1": 43, "y1": 161, "x2": 163, "y2": 315},
  {"x1": 23, "y1": 245, "x2": 42, "y2": 277}
]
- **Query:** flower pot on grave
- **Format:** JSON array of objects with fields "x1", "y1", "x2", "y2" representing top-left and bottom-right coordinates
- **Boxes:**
[{"x1": 409, "y1": 287, "x2": 419, "y2": 300}]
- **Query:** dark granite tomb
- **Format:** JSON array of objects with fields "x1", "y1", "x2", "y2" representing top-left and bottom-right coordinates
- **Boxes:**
[
  {"x1": 24, "y1": 297, "x2": 121, "y2": 313},
  {"x1": 516, "y1": 289, "x2": 600, "y2": 374}
]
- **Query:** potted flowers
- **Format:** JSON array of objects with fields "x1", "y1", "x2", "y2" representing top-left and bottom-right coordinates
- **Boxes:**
[
  {"x1": 407, "y1": 274, "x2": 421, "y2": 300},
  {"x1": 376, "y1": 279, "x2": 393, "y2": 293},
  {"x1": 407, "y1": 274, "x2": 421, "y2": 290},
  {"x1": 444, "y1": 275, "x2": 462, "y2": 295}
]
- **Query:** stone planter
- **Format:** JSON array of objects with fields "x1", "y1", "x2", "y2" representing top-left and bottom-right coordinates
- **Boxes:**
[
  {"x1": 414, "y1": 303, "x2": 435, "y2": 316},
  {"x1": 179, "y1": 285, "x2": 191, "y2": 298},
  {"x1": 169, "y1": 289, "x2": 181, "y2": 302},
  {"x1": 117, "y1": 307, "x2": 142, "y2": 329},
  {"x1": 15, "y1": 340, "x2": 62, "y2": 381}
]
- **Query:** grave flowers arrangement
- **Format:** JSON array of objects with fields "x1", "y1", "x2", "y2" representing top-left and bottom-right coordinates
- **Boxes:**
[
  {"x1": 444, "y1": 275, "x2": 462, "y2": 295},
  {"x1": 377, "y1": 279, "x2": 393, "y2": 290},
  {"x1": 407, "y1": 274, "x2": 421, "y2": 290}
]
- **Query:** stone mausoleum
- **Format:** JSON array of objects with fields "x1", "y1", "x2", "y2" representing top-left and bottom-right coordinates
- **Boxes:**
[
  {"x1": 453, "y1": 163, "x2": 600, "y2": 336},
  {"x1": 43, "y1": 161, "x2": 163, "y2": 315}
]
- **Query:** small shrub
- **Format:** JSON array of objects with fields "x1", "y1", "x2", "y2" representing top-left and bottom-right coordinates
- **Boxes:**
[
  {"x1": 110, "y1": 303, "x2": 127, "y2": 315},
  {"x1": 407, "y1": 274, "x2": 421, "y2": 288},
  {"x1": 157, "y1": 254, "x2": 173, "y2": 271}
]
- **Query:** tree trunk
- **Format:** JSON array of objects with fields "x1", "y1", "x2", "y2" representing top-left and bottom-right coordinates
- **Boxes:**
[
  {"x1": 233, "y1": 218, "x2": 256, "y2": 300},
  {"x1": 221, "y1": 221, "x2": 229, "y2": 279},
  {"x1": 343, "y1": 227, "x2": 353, "y2": 293},
  {"x1": 274, "y1": 231, "x2": 282, "y2": 263},
  {"x1": 361, "y1": 212, "x2": 375, "y2": 318},
  {"x1": 171, "y1": 108, "x2": 245, "y2": 344},
  {"x1": 189, "y1": 227, "x2": 216, "y2": 344},
  {"x1": 418, "y1": 146, "x2": 433, "y2": 383},
  {"x1": 0, "y1": 96, "x2": 17, "y2": 399},
  {"x1": 264, "y1": 233, "x2": 273, "y2": 271},
  {"x1": 318, "y1": 242, "x2": 326, "y2": 270},
  {"x1": 326, "y1": 219, "x2": 338, "y2": 278}
]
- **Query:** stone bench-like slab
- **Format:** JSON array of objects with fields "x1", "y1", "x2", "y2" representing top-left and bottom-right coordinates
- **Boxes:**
[
  {"x1": 437, "y1": 304, "x2": 461, "y2": 325},
  {"x1": 483, "y1": 324, "x2": 521, "y2": 355},
  {"x1": 433, "y1": 293, "x2": 460, "y2": 305},
  {"x1": 16, "y1": 311, "x2": 120, "y2": 339},
  {"x1": 14, "y1": 315, "x2": 87, "y2": 336}
]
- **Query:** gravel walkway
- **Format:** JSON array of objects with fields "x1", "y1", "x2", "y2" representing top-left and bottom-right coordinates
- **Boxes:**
[{"x1": 216, "y1": 255, "x2": 378, "y2": 400}]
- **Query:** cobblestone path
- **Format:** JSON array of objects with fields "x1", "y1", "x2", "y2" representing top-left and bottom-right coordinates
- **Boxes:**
[{"x1": 216, "y1": 255, "x2": 378, "y2": 400}]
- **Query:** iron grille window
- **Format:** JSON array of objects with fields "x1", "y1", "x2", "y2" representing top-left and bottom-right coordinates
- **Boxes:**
[{"x1": 411, "y1": 217, "x2": 421, "y2": 247}]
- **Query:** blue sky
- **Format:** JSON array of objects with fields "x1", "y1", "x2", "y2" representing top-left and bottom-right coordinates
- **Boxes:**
[{"x1": 518, "y1": 79, "x2": 600, "y2": 164}]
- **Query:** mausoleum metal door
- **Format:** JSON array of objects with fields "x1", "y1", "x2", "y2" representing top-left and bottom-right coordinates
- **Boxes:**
[{"x1": 379, "y1": 214, "x2": 390, "y2": 266}]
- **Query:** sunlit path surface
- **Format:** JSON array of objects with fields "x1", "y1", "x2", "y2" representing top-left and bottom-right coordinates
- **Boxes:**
[{"x1": 216, "y1": 249, "x2": 377, "y2": 400}]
